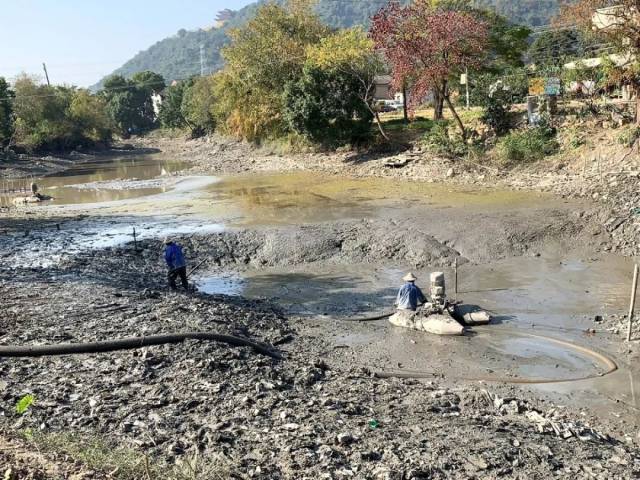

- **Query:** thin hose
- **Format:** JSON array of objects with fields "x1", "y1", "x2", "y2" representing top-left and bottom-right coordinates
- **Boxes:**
[
  {"x1": 373, "y1": 328, "x2": 618, "y2": 385},
  {"x1": 0, "y1": 333, "x2": 282, "y2": 360}
]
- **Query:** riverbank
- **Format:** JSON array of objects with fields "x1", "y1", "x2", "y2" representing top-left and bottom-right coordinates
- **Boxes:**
[
  {"x1": 1, "y1": 133, "x2": 639, "y2": 478},
  {"x1": 131, "y1": 129, "x2": 639, "y2": 257}
]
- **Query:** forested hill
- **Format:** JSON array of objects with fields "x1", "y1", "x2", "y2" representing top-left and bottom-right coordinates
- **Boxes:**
[{"x1": 93, "y1": 0, "x2": 559, "y2": 88}]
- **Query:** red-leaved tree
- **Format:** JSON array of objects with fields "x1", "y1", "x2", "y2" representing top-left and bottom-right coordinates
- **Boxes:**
[{"x1": 370, "y1": 0, "x2": 488, "y2": 139}]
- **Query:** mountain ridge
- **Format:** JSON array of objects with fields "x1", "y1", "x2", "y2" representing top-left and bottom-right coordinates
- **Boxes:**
[{"x1": 94, "y1": 0, "x2": 560, "y2": 88}]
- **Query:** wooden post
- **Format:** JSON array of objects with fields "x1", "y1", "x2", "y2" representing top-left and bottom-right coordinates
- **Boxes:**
[
  {"x1": 454, "y1": 257, "x2": 458, "y2": 301},
  {"x1": 628, "y1": 264, "x2": 639, "y2": 342},
  {"x1": 133, "y1": 227, "x2": 138, "y2": 252}
]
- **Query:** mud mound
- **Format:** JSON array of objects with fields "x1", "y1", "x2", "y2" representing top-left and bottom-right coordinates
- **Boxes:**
[{"x1": 189, "y1": 221, "x2": 460, "y2": 269}]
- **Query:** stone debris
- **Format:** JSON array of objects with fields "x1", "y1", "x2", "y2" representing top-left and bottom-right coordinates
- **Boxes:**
[{"x1": 483, "y1": 390, "x2": 611, "y2": 443}]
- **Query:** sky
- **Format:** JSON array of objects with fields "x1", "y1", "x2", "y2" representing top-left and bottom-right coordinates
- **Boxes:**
[{"x1": 0, "y1": 0, "x2": 254, "y2": 87}]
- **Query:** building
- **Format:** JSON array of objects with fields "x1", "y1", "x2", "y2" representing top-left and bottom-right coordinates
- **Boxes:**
[{"x1": 374, "y1": 75, "x2": 393, "y2": 100}]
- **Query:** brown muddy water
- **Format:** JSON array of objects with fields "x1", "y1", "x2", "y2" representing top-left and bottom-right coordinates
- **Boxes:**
[{"x1": 10, "y1": 155, "x2": 640, "y2": 422}]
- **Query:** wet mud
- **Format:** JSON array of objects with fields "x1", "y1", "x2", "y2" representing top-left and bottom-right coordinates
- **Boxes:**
[{"x1": 1, "y1": 153, "x2": 639, "y2": 477}]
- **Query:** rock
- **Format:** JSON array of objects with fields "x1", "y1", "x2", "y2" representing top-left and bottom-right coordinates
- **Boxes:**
[
  {"x1": 281, "y1": 423, "x2": 300, "y2": 431},
  {"x1": 336, "y1": 433, "x2": 356, "y2": 445},
  {"x1": 446, "y1": 168, "x2": 455, "y2": 178}
]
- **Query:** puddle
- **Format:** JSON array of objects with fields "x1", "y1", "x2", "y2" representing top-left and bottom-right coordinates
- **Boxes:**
[
  {"x1": 195, "y1": 258, "x2": 634, "y2": 392},
  {"x1": 196, "y1": 267, "x2": 402, "y2": 317},
  {"x1": 24, "y1": 155, "x2": 186, "y2": 205},
  {"x1": 196, "y1": 275, "x2": 245, "y2": 296},
  {"x1": 202, "y1": 171, "x2": 556, "y2": 226}
]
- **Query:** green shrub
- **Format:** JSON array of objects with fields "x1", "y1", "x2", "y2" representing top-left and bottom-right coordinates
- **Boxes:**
[
  {"x1": 481, "y1": 82, "x2": 512, "y2": 135},
  {"x1": 16, "y1": 394, "x2": 35, "y2": 414},
  {"x1": 422, "y1": 121, "x2": 468, "y2": 158},
  {"x1": 617, "y1": 127, "x2": 640, "y2": 148},
  {"x1": 496, "y1": 125, "x2": 559, "y2": 164},
  {"x1": 283, "y1": 66, "x2": 373, "y2": 147}
]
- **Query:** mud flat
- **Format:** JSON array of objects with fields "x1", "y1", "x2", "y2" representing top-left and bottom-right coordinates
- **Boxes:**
[{"x1": 1, "y1": 153, "x2": 639, "y2": 477}]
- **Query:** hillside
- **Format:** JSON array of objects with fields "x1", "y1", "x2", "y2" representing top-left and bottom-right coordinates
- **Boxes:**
[{"x1": 94, "y1": 0, "x2": 560, "y2": 88}]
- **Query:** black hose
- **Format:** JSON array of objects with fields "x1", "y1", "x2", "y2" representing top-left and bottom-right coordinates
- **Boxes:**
[
  {"x1": 340, "y1": 312, "x2": 394, "y2": 322},
  {"x1": 0, "y1": 333, "x2": 282, "y2": 360}
]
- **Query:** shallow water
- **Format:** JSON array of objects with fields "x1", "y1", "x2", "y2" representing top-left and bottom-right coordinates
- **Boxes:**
[
  {"x1": 30, "y1": 155, "x2": 186, "y2": 205},
  {"x1": 10, "y1": 154, "x2": 640, "y2": 418}
]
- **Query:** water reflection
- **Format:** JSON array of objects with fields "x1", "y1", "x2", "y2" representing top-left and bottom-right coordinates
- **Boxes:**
[{"x1": 34, "y1": 155, "x2": 186, "y2": 205}]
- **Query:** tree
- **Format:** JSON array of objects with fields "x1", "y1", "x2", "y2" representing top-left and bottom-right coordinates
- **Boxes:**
[
  {"x1": 158, "y1": 78, "x2": 194, "y2": 130},
  {"x1": 0, "y1": 77, "x2": 14, "y2": 149},
  {"x1": 527, "y1": 29, "x2": 589, "y2": 67},
  {"x1": 305, "y1": 27, "x2": 387, "y2": 139},
  {"x1": 219, "y1": 2, "x2": 329, "y2": 140},
  {"x1": 101, "y1": 72, "x2": 163, "y2": 135},
  {"x1": 559, "y1": 1, "x2": 640, "y2": 122},
  {"x1": 181, "y1": 75, "x2": 218, "y2": 136},
  {"x1": 283, "y1": 65, "x2": 373, "y2": 146},
  {"x1": 12, "y1": 76, "x2": 112, "y2": 151},
  {"x1": 131, "y1": 70, "x2": 166, "y2": 95},
  {"x1": 68, "y1": 90, "x2": 112, "y2": 144},
  {"x1": 371, "y1": 0, "x2": 489, "y2": 139}
]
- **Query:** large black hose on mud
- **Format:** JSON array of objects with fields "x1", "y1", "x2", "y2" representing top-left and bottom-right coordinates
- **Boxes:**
[{"x1": 0, "y1": 333, "x2": 282, "y2": 360}]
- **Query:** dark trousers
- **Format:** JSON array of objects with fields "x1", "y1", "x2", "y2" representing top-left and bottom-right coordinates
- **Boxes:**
[{"x1": 168, "y1": 266, "x2": 189, "y2": 290}]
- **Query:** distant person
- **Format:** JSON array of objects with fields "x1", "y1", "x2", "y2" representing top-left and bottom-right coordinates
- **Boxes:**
[
  {"x1": 164, "y1": 237, "x2": 188, "y2": 291},
  {"x1": 395, "y1": 272, "x2": 427, "y2": 312}
]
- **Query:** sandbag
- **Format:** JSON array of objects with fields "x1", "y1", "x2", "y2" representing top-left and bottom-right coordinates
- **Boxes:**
[
  {"x1": 416, "y1": 314, "x2": 464, "y2": 336},
  {"x1": 453, "y1": 304, "x2": 492, "y2": 325},
  {"x1": 389, "y1": 310, "x2": 464, "y2": 336}
]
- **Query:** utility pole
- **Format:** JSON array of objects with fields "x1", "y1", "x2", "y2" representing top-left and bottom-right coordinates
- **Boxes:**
[
  {"x1": 42, "y1": 63, "x2": 51, "y2": 86},
  {"x1": 200, "y1": 44, "x2": 205, "y2": 77}
]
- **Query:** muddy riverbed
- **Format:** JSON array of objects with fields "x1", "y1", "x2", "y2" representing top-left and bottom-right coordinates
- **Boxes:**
[{"x1": 1, "y1": 151, "x2": 639, "y2": 478}]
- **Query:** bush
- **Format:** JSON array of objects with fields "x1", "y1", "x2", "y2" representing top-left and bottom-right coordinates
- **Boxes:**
[
  {"x1": 283, "y1": 66, "x2": 373, "y2": 147},
  {"x1": 481, "y1": 82, "x2": 512, "y2": 135},
  {"x1": 496, "y1": 125, "x2": 559, "y2": 164},
  {"x1": 13, "y1": 76, "x2": 113, "y2": 152},
  {"x1": 617, "y1": 126, "x2": 640, "y2": 148},
  {"x1": 422, "y1": 121, "x2": 468, "y2": 158}
]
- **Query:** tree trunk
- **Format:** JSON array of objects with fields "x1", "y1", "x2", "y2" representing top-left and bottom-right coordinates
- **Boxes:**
[
  {"x1": 433, "y1": 86, "x2": 444, "y2": 121},
  {"x1": 635, "y1": 83, "x2": 640, "y2": 125},
  {"x1": 373, "y1": 109, "x2": 390, "y2": 141},
  {"x1": 444, "y1": 94, "x2": 466, "y2": 141}
]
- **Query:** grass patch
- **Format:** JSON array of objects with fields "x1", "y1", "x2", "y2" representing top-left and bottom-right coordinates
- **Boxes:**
[
  {"x1": 496, "y1": 126, "x2": 559, "y2": 165},
  {"x1": 24, "y1": 432, "x2": 153, "y2": 479},
  {"x1": 259, "y1": 132, "x2": 316, "y2": 154},
  {"x1": 617, "y1": 126, "x2": 640, "y2": 148},
  {"x1": 19, "y1": 431, "x2": 238, "y2": 479},
  {"x1": 381, "y1": 116, "x2": 435, "y2": 133},
  {"x1": 422, "y1": 120, "x2": 469, "y2": 158}
]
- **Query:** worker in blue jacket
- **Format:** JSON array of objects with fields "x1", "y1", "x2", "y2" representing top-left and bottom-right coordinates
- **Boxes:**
[
  {"x1": 395, "y1": 272, "x2": 427, "y2": 311},
  {"x1": 164, "y1": 237, "x2": 189, "y2": 290}
]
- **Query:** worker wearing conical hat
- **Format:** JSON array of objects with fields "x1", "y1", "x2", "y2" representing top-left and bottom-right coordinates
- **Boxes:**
[{"x1": 395, "y1": 273, "x2": 427, "y2": 312}]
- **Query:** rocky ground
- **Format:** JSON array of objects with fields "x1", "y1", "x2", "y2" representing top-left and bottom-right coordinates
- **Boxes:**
[{"x1": 1, "y1": 238, "x2": 639, "y2": 479}]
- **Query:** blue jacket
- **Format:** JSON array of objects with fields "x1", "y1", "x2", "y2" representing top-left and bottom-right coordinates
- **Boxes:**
[
  {"x1": 396, "y1": 282, "x2": 427, "y2": 311},
  {"x1": 164, "y1": 243, "x2": 186, "y2": 270}
]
